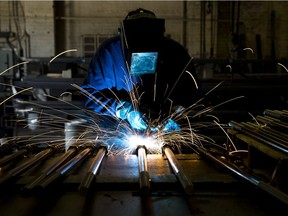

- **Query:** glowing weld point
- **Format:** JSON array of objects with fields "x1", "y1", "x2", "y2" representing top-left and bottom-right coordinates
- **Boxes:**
[{"x1": 127, "y1": 135, "x2": 160, "y2": 152}]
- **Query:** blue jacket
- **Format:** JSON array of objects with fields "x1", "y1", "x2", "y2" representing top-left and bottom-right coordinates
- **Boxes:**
[{"x1": 81, "y1": 35, "x2": 199, "y2": 118}]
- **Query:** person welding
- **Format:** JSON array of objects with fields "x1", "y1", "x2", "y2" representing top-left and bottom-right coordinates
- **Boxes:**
[{"x1": 81, "y1": 8, "x2": 199, "y2": 132}]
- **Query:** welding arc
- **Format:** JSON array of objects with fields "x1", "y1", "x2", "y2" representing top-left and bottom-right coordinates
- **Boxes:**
[
  {"x1": 23, "y1": 145, "x2": 80, "y2": 191},
  {"x1": 37, "y1": 147, "x2": 93, "y2": 189},
  {"x1": 0, "y1": 147, "x2": 55, "y2": 184},
  {"x1": 162, "y1": 145, "x2": 194, "y2": 195},
  {"x1": 137, "y1": 145, "x2": 151, "y2": 195},
  {"x1": 197, "y1": 146, "x2": 288, "y2": 205},
  {"x1": 79, "y1": 146, "x2": 107, "y2": 194}
]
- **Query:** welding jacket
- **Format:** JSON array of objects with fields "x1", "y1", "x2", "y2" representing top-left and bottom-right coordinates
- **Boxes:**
[{"x1": 81, "y1": 35, "x2": 199, "y2": 119}]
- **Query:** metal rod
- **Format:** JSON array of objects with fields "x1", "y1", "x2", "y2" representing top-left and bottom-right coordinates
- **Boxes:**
[
  {"x1": 197, "y1": 146, "x2": 288, "y2": 205},
  {"x1": 78, "y1": 146, "x2": 107, "y2": 194},
  {"x1": 38, "y1": 146, "x2": 93, "y2": 189},
  {"x1": 162, "y1": 145, "x2": 193, "y2": 195},
  {"x1": 0, "y1": 149, "x2": 28, "y2": 167},
  {"x1": 23, "y1": 145, "x2": 80, "y2": 191},
  {"x1": 229, "y1": 121, "x2": 288, "y2": 154},
  {"x1": 137, "y1": 145, "x2": 151, "y2": 195},
  {"x1": 0, "y1": 147, "x2": 55, "y2": 184}
]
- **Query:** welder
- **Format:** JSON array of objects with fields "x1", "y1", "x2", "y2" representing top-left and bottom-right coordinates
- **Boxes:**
[{"x1": 81, "y1": 8, "x2": 199, "y2": 131}]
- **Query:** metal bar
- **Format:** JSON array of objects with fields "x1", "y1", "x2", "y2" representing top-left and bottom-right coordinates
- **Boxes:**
[
  {"x1": 197, "y1": 146, "x2": 288, "y2": 205},
  {"x1": 38, "y1": 146, "x2": 93, "y2": 189},
  {"x1": 0, "y1": 149, "x2": 28, "y2": 167},
  {"x1": 0, "y1": 147, "x2": 55, "y2": 184},
  {"x1": 78, "y1": 146, "x2": 107, "y2": 194},
  {"x1": 162, "y1": 145, "x2": 193, "y2": 195},
  {"x1": 137, "y1": 145, "x2": 151, "y2": 195},
  {"x1": 229, "y1": 121, "x2": 288, "y2": 154},
  {"x1": 23, "y1": 145, "x2": 80, "y2": 191}
]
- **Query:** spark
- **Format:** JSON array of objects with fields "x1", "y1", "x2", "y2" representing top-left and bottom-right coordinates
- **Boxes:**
[
  {"x1": 49, "y1": 49, "x2": 77, "y2": 64},
  {"x1": 0, "y1": 61, "x2": 29, "y2": 76},
  {"x1": 0, "y1": 87, "x2": 33, "y2": 106},
  {"x1": 0, "y1": 55, "x2": 249, "y2": 158},
  {"x1": 226, "y1": 65, "x2": 232, "y2": 73},
  {"x1": 214, "y1": 120, "x2": 237, "y2": 152},
  {"x1": 243, "y1": 47, "x2": 254, "y2": 54},
  {"x1": 277, "y1": 63, "x2": 288, "y2": 73},
  {"x1": 185, "y1": 70, "x2": 198, "y2": 89},
  {"x1": 248, "y1": 112, "x2": 260, "y2": 126}
]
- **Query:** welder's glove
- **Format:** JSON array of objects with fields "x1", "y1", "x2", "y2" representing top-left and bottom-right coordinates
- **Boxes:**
[
  {"x1": 116, "y1": 101, "x2": 133, "y2": 120},
  {"x1": 116, "y1": 101, "x2": 148, "y2": 131},
  {"x1": 126, "y1": 110, "x2": 148, "y2": 131},
  {"x1": 163, "y1": 119, "x2": 180, "y2": 132}
]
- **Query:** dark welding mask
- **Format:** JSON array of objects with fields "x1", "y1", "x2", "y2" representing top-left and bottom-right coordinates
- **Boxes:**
[{"x1": 120, "y1": 8, "x2": 165, "y2": 75}]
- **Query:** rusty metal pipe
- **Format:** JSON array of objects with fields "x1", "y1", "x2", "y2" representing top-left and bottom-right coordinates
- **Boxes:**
[{"x1": 162, "y1": 145, "x2": 193, "y2": 195}]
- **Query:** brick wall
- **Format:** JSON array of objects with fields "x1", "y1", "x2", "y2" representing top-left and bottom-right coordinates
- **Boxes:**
[{"x1": 1, "y1": 1, "x2": 288, "y2": 59}]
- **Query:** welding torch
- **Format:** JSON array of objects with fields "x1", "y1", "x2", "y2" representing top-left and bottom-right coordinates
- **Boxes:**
[
  {"x1": 162, "y1": 144, "x2": 194, "y2": 195},
  {"x1": 78, "y1": 144, "x2": 107, "y2": 194}
]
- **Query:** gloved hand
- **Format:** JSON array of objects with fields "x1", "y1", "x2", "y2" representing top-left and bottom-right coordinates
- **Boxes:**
[
  {"x1": 116, "y1": 101, "x2": 148, "y2": 131},
  {"x1": 116, "y1": 101, "x2": 133, "y2": 120},
  {"x1": 126, "y1": 110, "x2": 148, "y2": 131},
  {"x1": 163, "y1": 119, "x2": 180, "y2": 132}
]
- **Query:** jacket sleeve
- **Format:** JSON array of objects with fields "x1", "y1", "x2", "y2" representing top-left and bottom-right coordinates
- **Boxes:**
[{"x1": 81, "y1": 37, "x2": 132, "y2": 116}]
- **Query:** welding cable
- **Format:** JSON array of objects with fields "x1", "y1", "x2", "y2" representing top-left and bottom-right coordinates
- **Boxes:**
[
  {"x1": 137, "y1": 145, "x2": 151, "y2": 195},
  {"x1": 0, "y1": 146, "x2": 56, "y2": 184},
  {"x1": 78, "y1": 145, "x2": 107, "y2": 194},
  {"x1": 23, "y1": 144, "x2": 83, "y2": 191},
  {"x1": 162, "y1": 144, "x2": 194, "y2": 195},
  {"x1": 37, "y1": 146, "x2": 94, "y2": 189}
]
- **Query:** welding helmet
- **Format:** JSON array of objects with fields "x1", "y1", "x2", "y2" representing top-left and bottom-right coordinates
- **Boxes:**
[{"x1": 120, "y1": 8, "x2": 165, "y2": 75}]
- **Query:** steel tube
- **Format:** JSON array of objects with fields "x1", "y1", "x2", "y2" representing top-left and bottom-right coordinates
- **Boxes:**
[
  {"x1": 0, "y1": 147, "x2": 55, "y2": 184},
  {"x1": 0, "y1": 149, "x2": 28, "y2": 167},
  {"x1": 38, "y1": 146, "x2": 93, "y2": 188},
  {"x1": 137, "y1": 145, "x2": 150, "y2": 195},
  {"x1": 162, "y1": 145, "x2": 193, "y2": 195},
  {"x1": 23, "y1": 146, "x2": 79, "y2": 191},
  {"x1": 197, "y1": 146, "x2": 288, "y2": 205},
  {"x1": 79, "y1": 146, "x2": 107, "y2": 194}
]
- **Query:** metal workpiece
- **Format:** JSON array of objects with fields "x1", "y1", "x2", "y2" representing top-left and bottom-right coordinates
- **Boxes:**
[
  {"x1": 162, "y1": 145, "x2": 194, "y2": 196},
  {"x1": 229, "y1": 121, "x2": 288, "y2": 154},
  {"x1": 79, "y1": 145, "x2": 107, "y2": 194},
  {"x1": 23, "y1": 144, "x2": 80, "y2": 191},
  {"x1": 0, "y1": 146, "x2": 55, "y2": 184},
  {"x1": 38, "y1": 146, "x2": 94, "y2": 189},
  {"x1": 197, "y1": 146, "x2": 288, "y2": 205},
  {"x1": 0, "y1": 149, "x2": 28, "y2": 167},
  {"x1": 137, "y1": 145, "x2": 151, "y2": 195}
]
